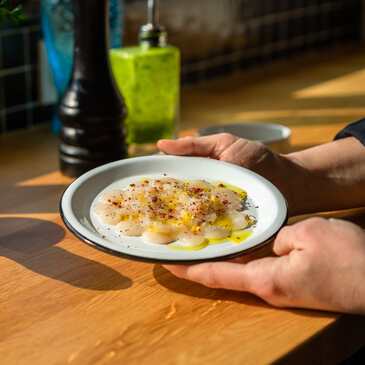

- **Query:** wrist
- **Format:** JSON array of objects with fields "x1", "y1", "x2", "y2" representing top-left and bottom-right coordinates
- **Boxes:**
[
  {"x1": 280, "y1": 152, "x2": 330, "y2": 216},
  {"x1": 285, "y1": 138, "x2": 365, "y2": 213}
]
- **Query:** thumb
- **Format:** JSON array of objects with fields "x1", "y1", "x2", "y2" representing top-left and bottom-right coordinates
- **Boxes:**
[
  {"x1": 157, "y1": 134, "x2": 238, "y2": 158},
  {"x1": 164, "y1": 257, "x2": 281, "y2": 299}
]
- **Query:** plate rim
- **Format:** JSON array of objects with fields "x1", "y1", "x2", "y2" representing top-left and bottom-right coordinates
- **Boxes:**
[
  {"x1": 59, "y1": 155, "x2": 289, "y2": 264},
  {"x1": 198, "y1": 122, "x2": 291, "y2": 144}
]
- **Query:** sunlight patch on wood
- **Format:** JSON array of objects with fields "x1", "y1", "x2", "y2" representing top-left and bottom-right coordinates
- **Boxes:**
[
  {"x1": 17, "y1": 171, "x2": 74, "y2": 187},
  {"x1": 0, "y1": 213, "x2": 60, "y2": 221},
  {"x1": 293, "y1": 69, "x2": 365, "y2": 98},
  {"x1": 230, "y1": 107, "x2": 365, "y2": 120}
]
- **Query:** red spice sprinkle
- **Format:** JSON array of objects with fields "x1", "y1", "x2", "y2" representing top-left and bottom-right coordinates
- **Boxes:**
[{"x1": 151, "y1": 196, "x2": 158, "y2": 203}]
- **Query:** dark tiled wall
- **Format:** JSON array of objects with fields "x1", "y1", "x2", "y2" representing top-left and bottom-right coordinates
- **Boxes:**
[
  {"x1": 0, "y1": 0, "x2": 54, "y2": 134},
  {"x1": 0, "y1": 18, "x2": 47, "y2": 133},
  {"x1": 0, "y1": 0, "x2": 363, "y2": 133}
]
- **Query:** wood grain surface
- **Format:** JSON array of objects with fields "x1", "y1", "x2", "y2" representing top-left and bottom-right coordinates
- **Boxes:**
[{"x1": 1, "y1": 47, "x2": 365, "y2": 365}]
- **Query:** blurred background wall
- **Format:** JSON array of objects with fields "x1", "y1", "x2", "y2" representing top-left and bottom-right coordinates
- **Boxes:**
[{"x1": 0, "y1": 0, "x2": 363, "y2": 133}]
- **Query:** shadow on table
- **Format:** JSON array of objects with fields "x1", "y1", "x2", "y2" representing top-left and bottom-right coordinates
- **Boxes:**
[
  {"x1": 0, "y1": 185, "x2": 68, "y2": 214},
  {"x1": 0, "y1": 217, "x2": 132, "y2": 291},
  {"x1": 153, "y1": 264, "x2": 270, "y2": 309}
]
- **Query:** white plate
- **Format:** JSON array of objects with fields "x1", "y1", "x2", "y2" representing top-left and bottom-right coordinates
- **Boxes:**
[{"x1": 60, "y1": 155, "x2": 287, "y2": 263}]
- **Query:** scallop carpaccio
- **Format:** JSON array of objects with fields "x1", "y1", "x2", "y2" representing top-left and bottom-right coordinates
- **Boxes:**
[{"x1": 93, "y1": 177, "x2": 255, "y2": 247}]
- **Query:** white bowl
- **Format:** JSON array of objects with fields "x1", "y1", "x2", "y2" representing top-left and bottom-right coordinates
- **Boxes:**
[
  {"x1": 60, "y1": 155, "x2": 288, "y2": 264},
  {"x1": 199, "y1": 123, "x2": 291, "y2": 152}
]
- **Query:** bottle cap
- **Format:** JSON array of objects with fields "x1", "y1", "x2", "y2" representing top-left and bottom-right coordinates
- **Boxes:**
[{"x1": 139, "y1": 0, "x2": 167, "y2": 47}]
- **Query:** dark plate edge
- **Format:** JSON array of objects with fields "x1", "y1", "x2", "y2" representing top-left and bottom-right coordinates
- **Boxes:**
[{"x1": 59, "y1": 190, "x2": 289, "y2": 265}]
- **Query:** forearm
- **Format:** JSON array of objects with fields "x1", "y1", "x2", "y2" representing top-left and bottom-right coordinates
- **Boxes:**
[{"x1": 284, "y1": 137, "x2": 365, "y2": 215}]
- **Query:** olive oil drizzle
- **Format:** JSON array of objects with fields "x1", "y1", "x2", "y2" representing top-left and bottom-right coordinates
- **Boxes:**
[
  {"x1": 136, "y1": 178, "x2": 254, "y2": 251},
  {"x1": 169, "y1": 231, "x2": 253, "y2": 251}
]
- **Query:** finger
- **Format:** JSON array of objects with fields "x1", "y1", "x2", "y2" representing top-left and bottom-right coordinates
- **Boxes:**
[
  {"x1": 273, "y1": 225, "x2": 300, "y2": 256},
  {"x1": 164, "y1": 257, "x2": 279, "y2": 295},
  {"x1": 157, "y1": 134, "x2": 237, "y2": 158},
  {"x1": 157, "y1": 137, "x2": 215, "y2": 157},
  {"x1": 165, "y1": 263, "x2": 250, "y2": 290},
  {"x1": 273, "y1": 218, "x2": 327, "y2": 256},
  {"x1": 219, "y1": 139, "x2": 264, "y2": 168},
  {"x1": 228, "y1": 246, "x2": 275, "y2": 264}
]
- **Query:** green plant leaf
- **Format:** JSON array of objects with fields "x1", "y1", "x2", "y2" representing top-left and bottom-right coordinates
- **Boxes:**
[{"x1": 0, "y1": 0, "x2": 26, "y2": 25}]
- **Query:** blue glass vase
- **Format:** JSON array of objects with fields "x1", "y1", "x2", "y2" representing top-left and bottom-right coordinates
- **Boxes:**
[{"x1": 41, "y1": 0, "x2": 124, "y2": 134}]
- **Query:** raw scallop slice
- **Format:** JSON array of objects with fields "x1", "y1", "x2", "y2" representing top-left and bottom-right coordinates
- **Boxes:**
[
  {"x1": 229, "y1": 211, "x2": 250, "y2": 230},
  {"x1": 116, "y1": 220, "x2": 144, "y2": 236},
  {"x1": 178, "y1": 232, "x2": 206, "y2": 247},
  {"x1": 142, "y1": 222, "x2": 178, "y2": 244},
  {"x1": 94, "y1": 202, "x2": 122, "y2": 225},
  {"x1": 203, "y1": 224, "x2": 230, "y2": 240}
]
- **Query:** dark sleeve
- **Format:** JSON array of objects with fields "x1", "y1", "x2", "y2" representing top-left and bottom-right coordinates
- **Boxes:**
[{"x1": 334, "y1": 118, "x2": 365, "y2": 146}]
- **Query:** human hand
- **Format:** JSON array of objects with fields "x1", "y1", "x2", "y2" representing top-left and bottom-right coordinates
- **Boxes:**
[
  {"x1": 157, "y1": 134, "x2": 305, "y2": 216},
  {"x1": 158, "y1": 134, "x2": 365, "y2": 216},
  {"x1": 164, "y1": 217, "x2": 365, "y2": 314}
]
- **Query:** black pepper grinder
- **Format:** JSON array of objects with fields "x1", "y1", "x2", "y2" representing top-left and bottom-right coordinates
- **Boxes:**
[{"x1": 58, "y1": 0, "x2": 127, "y2": 178}]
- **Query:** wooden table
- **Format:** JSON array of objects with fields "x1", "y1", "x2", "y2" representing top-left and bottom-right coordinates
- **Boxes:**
[{"x1": 1, "y1": 47, "x2": 365, "y2": 364}]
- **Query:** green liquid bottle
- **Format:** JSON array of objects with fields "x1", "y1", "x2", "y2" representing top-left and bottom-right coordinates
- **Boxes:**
[{"x1": 110, "y1": 0, "x2": 180, "y2": 146}]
